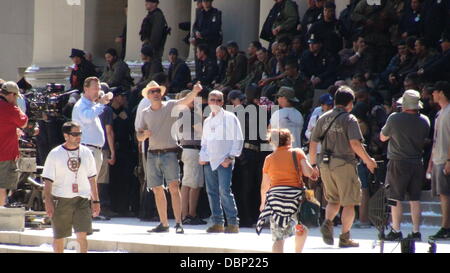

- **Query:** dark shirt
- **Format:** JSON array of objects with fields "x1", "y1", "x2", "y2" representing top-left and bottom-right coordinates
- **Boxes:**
[
  {"x1": 70, "y1": 58, "x2": 97, "y2": 91},
  {"x1": 168, "y1": 58, "x2": 191, "y2": 93},
  {"x1": 421, "y1": 0, "x2": 449, "y2": 47},
  {"x1": 194, "y1": 57, "x2": 218, "y2": 87},
  {"x1": 192, "y1": 7, "x2": 222, "y2": 46},
  {"x1": 222, "y1": 52, "x2": 248, "y2": 87},
  {"x1": 99, "y1": 105, "x2": 114, "y2": 150},
  {"x1": 136, "y1": 59, "x2": 164, "y2": 90},
  {"x1": 139, "y1": 8, "x2": 168, "y2": 50},
  {"x1": 308, "y1": 20, "x2": 343, "y2": 56},
  {"x1": 216, "y1": 58, "x2": 228, "y2": 84},
  {"x1": 300, "y1": 49, "x2": 338, "y2": 89},
  {"x1": 399, "y1": 8, "x2": 422, "y2": 37},
  {"x1": 302, "y1": 7, "x2": 322, "y2": 33}
]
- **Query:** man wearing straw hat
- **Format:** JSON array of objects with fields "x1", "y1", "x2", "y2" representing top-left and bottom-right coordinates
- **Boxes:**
[
  {"x1": 380, "y1": 89, "x2": 430, "y2": 242},
  {"x1": 137, "y1": 81, "x2": 203, "y2": 234}
]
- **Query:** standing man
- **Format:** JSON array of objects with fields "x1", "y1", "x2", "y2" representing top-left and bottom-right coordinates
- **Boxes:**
[
  {"x1": 69, "y1": 48, "x2": 98, "y2": 91},
  {"x1": 191, "y1": 0, "x2": 222, "y2": 60},
  {"x1": 72, "y1": 77, "x2": 112, "y2": 180},
  {"x1": 266, "y1": 0, "x2": 299, "y2": 42},
  {"x1": 137, "y1": 81, "x2": 203, "y2": 234},
  {"x1": 199, "y1": 90, "x2": 244, "y2": 233},
  {"x1": 139, "y1": 0, "x2": 170, "y2": 60},
  {"x1": 428, "y1": 81, "x2": 450, "y2": 240},
  {"x1": 309, "y1": 86, "x2": 377, "y2": 248},
  {"x1": 380, "y1": 90, "x2": 430, "y2": 241},
  {"x1": 0, "y1": 82, "x2": 28, "y2": 206},
  {"x1": 100, "y1": 48, "x2": 134, "y2": 91},
  {"x1": 42, "y1": 122, "x2": 100, "y2": 253}
]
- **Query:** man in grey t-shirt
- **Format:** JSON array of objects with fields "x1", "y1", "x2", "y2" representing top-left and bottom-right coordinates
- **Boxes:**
[
  {"x1": 428, "y1": 81, "x2": 450, "y2": 240},
  {"x1": 381, "y1": 90, "x2": 430, "y2": 242},
  {"x1": 137, "y1": 81, "x2": 202, "y2": 234}
]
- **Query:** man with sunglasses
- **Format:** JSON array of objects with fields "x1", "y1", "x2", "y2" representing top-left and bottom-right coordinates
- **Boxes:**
[
  {"x1": 137, "y1": 81, "x2": 203, "y2": 234},
  {"x1": 42, "y1": 121, "x2": 100, "y2": 253},
  {"x1": 199, "y1": 90, "x2": 244, "y2": 233},
  {"x1": 0, "y1": 81, "x2": 28, "y2": 206}
]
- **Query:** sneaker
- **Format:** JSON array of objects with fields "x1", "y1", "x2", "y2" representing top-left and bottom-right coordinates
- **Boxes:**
[
  {"x1": 175, "y1": 223, "x2": 184, "y2": 234},
  {"x1": 339, "y1": 232, "x2": 359, "y2": 248},
  {"x1": 206, "y1": 224, "x2": 225, "y2": 233},
  {"x1": 385, "y1": 229, "x2": 403, "y2": 241},
  {"x1": 182, "y1": 215, "x2": 194, "y2": 225},
  {"x1": 407, "y1": 232, "x2": 421, "y2": 241},
  {"x1": 225, "y1": 224, "x2": 239, "y2": 234},
  {"x1": 147, "y1": 223, "x2": 169, "y2": 233},
  {"x1": 320, "y1": 219, "x2": 334, "y2": 245},
  {"x1": 429, "y1": 228, "x2": 450, "y2": 241}
]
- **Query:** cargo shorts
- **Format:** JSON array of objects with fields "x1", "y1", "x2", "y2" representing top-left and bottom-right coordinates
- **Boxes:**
[
  {"x1": 0, "y1": 160, "x2": 20, "y2": 190},
  {"x1": 51, "y1": 196, "x2": 93, "y2": 239},
  {"x1": 319, "y1": 158, "x2": 361, "y2": 206}
]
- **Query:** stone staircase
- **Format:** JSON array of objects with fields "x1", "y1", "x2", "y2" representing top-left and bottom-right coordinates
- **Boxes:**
[{"x1": 401, "y1": 191, "x2": 442, "y2": 227}]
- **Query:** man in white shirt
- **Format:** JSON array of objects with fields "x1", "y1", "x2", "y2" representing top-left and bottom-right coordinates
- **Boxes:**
[
  {"x1": 42, "y1": 121, "x2": 100, "y2": 253},
  {"x1": 270, "y1": 87, "x2": 304, "y2": 148},
  {"x1": 199, "y1": 90, "x2": 244, "y2": 233},
  {"x1": 72, "y1": 77, "x2": 112, "y2": 176}
]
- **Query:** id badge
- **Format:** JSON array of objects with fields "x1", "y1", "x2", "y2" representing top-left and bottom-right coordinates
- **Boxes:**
[{"x1": 72, "y1": 184, "x2": 79, "y2": 193}]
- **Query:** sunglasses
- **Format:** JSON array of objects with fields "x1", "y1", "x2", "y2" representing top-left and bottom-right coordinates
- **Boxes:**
[
  {"x1": 149, "y1": 89, "x2": 161, "y2": 94},
  {"x1": 209, "y1": 98, "x2": 223, "y2": 102},
  {"x1": 68, "y1": 132, "x2": 82, "y2": 137}
]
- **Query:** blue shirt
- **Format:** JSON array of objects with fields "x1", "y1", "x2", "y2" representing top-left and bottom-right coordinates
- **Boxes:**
[{"x1": 72, "y1": 96, "x2": 105, "y2": 147}]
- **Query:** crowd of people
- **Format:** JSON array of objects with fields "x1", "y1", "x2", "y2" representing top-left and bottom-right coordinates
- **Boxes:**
[{"x1": 0, "y1": 0, "x2": 449, "y2": 253}]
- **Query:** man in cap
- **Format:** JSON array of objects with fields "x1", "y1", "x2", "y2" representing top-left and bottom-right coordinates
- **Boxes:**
[
  {"x1": 0, "y1": 82, "x2": 28, "y2": 206},
  {"x1": 310, "y1": 86, "x2": 377, "y2": 248},
  {"x1": 270, "y1": 86, "x2": 304, "y2": 148},
  {"x1": 167, "y1": 48, "x2": 191, "y2": 94},
  {"x1": 139, "y1": 0, "x2": 169, "y2": 60},
  {"x1": 191, "y1": 0, "x2": 222, "y2": 60},
  {"x1": 137, "y1": 81, "x2": 203, "y2": 234},
  {"x1": 300, "y1": 34, "x2": 338, "y2": 90},
  {"x1": 428, "y1": 81, "x2": 450, "y2": 240},
  {"x1": 69, "y1": 48, "x2": 98, "y2": 91},
  {"x1": 380, "y1": 90, "x2": 430, "y2": 241},
  {"x1": 100, "y1": 48, "x2": 134, "y2": 91}
]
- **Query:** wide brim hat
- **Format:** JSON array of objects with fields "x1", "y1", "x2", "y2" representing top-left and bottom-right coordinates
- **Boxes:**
[
  {"x1": 142, "y1": 81, "x2": 167, "y2": 98},
  {"x1": 396, "y1": 90, "x2": 423, "y2": 110},
  {"x1": 275, "y1": 86, "x2": 299, "y2": 103}
]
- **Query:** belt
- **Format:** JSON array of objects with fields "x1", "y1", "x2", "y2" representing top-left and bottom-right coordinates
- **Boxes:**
[
  {"x1": 182, "y1": 145, "x2": 201, "y2": 150},
  {"x1": 244, "y1": 143, "x2": 260, "y2": 152},
  {"x1": 83, "y1": 144, "x2": 102, "y2": 150},
  {"x1": 148, "y1": 147, "x2": 180, "y2": 154}
]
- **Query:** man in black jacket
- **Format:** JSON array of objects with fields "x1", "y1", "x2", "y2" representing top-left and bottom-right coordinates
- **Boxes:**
[
  {"x1": 191, "y1": 0, "x2": 222, "y2": 60},
  {"x1": 69, "y1": 48, "x2": 97, "y2": 91},
  {"x1": 139, "y1": 0, "x2": 169, "y2": 60},
  {"x1": 168, "y1": 48, "x2": 191, "y2": 94},
  {"x1": 191, "y1": 44, "x2": 218, "y2": 89}
]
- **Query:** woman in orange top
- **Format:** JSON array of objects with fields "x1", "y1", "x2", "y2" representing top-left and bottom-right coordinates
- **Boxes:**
[{"x1": 259, "y1": 128, "x2": 318, "y2": 253}]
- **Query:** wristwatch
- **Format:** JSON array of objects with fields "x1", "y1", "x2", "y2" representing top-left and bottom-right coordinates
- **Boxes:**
[
  {"x1": 311, "y1": 164, "x2": 317, "y2": 168},
  {"x1": 92, "y1": 200, "x2": 100, "y2": 204}
]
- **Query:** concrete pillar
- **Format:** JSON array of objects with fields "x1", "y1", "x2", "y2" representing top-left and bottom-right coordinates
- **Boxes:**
[{"x1": 125, "y1": 0, "x2": 190, "y2": 62}]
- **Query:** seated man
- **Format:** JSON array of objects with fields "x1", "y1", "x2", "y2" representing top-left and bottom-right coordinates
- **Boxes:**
[
  {"x1": 215, "y1": 41, "x2": 247, "y2": 94},
  {"x1": 100, "y1": 48, "x2": 134, "y2": 91},
  {"x1": 167, "y1": 48, "x2": 191, "y2": 94},
  {"x1": 191, "y1": 44, "x2": 218, "y2": 89},
  {"x1": 237, "y1": 47, "x2": 272, "y2": 91},
  {"x1": 338, "y1": 35, "x2": 374, "y2": 81}
]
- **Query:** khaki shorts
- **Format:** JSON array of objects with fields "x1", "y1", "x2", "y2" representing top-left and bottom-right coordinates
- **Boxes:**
[
  {"x1": 52, "y1": 196, "x2": 93, "y2": 239},
  {"x1": 181, "y1": 149, "x2": 204, "y2": 189},
  {"x1": 97, "y1": 150, "x2": 110, "y2": 184},
  {"x1": 0, "y1": 160, "x2": 19, "y2": 190},
  {"x1": 319, "y1": 158, "x2": 361, "y2": 206},
  {"x1": 86, "y1": 146, "x2": 103, "y2": 178}
]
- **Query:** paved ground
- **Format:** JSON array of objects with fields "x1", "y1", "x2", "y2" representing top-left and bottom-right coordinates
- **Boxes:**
[{"x1": 1, "y1": 217, "x2": 449, "y2": 253}]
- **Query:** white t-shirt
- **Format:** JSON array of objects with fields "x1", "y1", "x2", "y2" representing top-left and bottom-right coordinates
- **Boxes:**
[
  {"x1": 270, "y1": 107, "x2": 304, "y2": 148},
  {"x1": 42, "y1": 145, "x2": 97, "y2": 199}
]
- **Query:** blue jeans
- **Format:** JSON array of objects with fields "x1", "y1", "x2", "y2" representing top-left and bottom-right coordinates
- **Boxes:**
[{"x1": 204, "y1": 164, "x2": 239, "y2": 226}]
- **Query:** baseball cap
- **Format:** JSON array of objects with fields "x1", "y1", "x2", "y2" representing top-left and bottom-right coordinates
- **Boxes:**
[
  {"x1": 1, "y1": 81, "x2": 19, "y2": 94},
  {"x1": 227, "y1": 90, "x2": 246, "y2": 101},
  {"x1": 319, "y1": 94, "x2": 333, "y2": 105}
]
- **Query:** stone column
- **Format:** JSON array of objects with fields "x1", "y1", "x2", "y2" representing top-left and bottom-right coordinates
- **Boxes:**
[{"x1": 125, "y1": 0, "x2": 191, "y2": 62}]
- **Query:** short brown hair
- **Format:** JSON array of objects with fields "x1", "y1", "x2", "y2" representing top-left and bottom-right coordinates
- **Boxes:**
[
  {"x1": 83, "y1": 77, "x2": 100, "y2": 88},
  {"x1": 267, "y1": 128, "x2": 292, "y2": 147}
]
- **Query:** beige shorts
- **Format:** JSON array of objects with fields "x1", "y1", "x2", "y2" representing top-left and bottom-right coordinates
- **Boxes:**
[
  {"x1": 97, "y1": 150, "x2": 110, "y2": 184},
  {"x1": 319, "y1": 158, "x2": 361, "y2": 206},
  {"x1": 0, "y1": 160, "x2": 19, "y2": 190},
  {"x1": 181, "y1": 149, "x2": 204, "y2": 189},
  {"x1": 86, "y1": 146, "x2": 103, "y2": 179}
]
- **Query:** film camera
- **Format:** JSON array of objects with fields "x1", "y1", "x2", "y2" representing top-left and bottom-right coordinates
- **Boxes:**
[{"x1": 25, "y1": 83, "x2": 76, "y2": 121}]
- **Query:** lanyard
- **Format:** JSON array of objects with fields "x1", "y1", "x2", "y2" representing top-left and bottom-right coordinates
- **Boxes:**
[{"x1": 66, "y1": 148, "x2": 81, "y2": 184}]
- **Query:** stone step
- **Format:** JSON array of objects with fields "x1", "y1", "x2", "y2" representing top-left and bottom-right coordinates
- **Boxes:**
[
  {"x1": 400, "y1": 202, "x2": 442, "y2": 215},
  {"x1": 402, "y1": 213, "x2": 442, "y2": 227}
]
